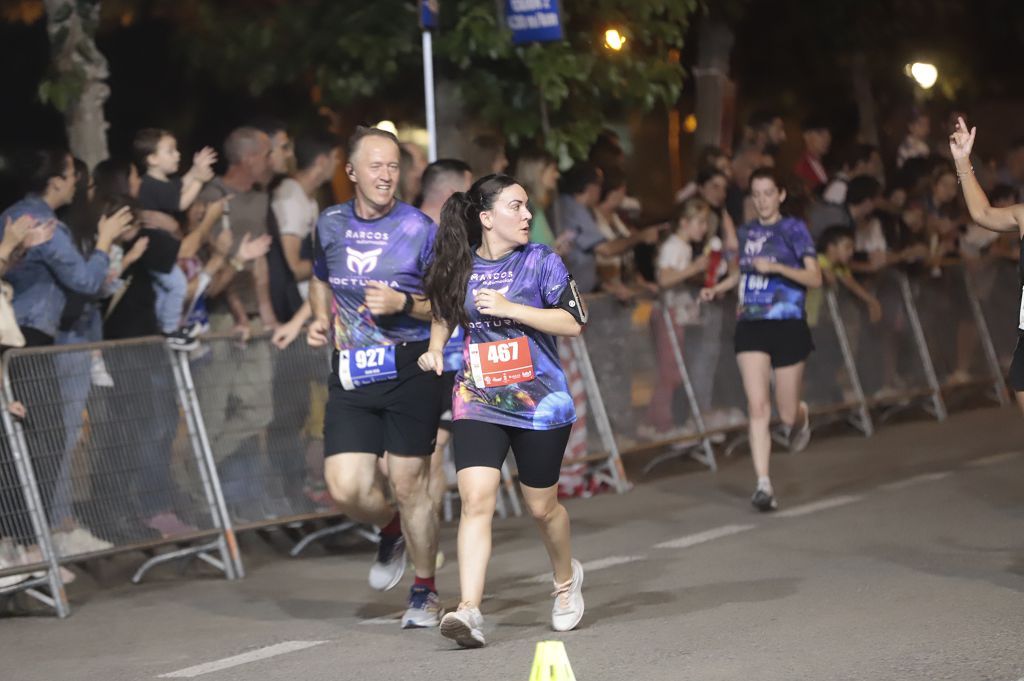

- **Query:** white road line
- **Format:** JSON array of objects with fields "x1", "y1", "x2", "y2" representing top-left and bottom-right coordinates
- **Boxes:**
[
  {"x1": 879, "y1": 471, "x2": 951, "y2": 491},
  {"x1": 968, "y1": 451, "x2": 1023, "y2": 468},
  {"x1": 654, "y1": 524, "x2": 755, "y2": 550},
  {"x1": 159, "y1": 641, "x2": 327, "y2": 678},
  {"x1": 524, "y1": 554, "x2": 647, "y2": 583},
  {"x1": 774, "y1": 495, "x2": 862, "y2": 518}
]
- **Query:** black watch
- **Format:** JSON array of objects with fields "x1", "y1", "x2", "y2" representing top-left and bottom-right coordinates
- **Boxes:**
[{"x1": 401, "y1": 292, "x2": 414, "y2": 315}]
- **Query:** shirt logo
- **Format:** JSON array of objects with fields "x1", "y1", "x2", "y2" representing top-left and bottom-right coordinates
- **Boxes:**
[
  {"x1": 346, "y1": 247, "x2": 383, "y2": 275},
  {"x1": 745, "y1": 234, "x2": 769, "y2": 257}
]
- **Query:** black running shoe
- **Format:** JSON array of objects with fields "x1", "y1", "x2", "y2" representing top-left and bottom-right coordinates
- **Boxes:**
[
  {"x1": 165, "y1": 328, "x2": 199, "y2": 352},
  {"x1": 751, "y1": 488, "x2": 778, "y2": 512}
]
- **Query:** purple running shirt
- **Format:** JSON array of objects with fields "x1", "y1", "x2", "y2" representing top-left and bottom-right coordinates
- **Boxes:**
[{"x1": 452, "y1": 243, "x2": 577, "y2": 430}]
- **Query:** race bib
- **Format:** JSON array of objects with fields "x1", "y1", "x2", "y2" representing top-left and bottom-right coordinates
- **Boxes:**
[
  {"x1": 338, "y1": 344, "x2": 397, "y2": 390},
  {"x1": 468, "y1": 336, "x2": 535, "y2": 389},
  {"x1": 739, "y1": 273, "x2": 773, "y2": 306}
]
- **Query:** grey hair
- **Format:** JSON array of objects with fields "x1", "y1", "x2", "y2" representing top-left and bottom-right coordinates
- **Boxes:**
[{"x1": 224, "y1": 126, "x2": 269, "y2": 166}]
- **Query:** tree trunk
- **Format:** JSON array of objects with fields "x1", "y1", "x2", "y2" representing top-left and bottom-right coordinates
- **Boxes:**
[
  {"x1": 693, "y1": 20, "x2": 734, "y2": 155},
  {"x1": 43, "y1": 0, "x2": 110, "y2": 169}
]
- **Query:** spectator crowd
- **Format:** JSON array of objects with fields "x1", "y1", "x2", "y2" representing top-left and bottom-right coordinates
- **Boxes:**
[{"x1": 1, "y1": 104, "x2": 1022, "y2": 584}]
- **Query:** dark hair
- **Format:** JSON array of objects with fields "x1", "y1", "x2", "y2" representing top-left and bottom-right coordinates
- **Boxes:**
[
  {"x1": 466, "y1": 134, "x2": 506, "y2": 177},
  {"x1": 748, "y1": 166, "x2": 784, "y2": 193},
  {"x1": 346, "y1": 125, "x2": 399, "y2": 163},
  {"x1": 589, "y1": 130, "x2": 625, "y2": 172},
  {"x1": 559, "y1": 162, "x2": 601, "y2": 196},
  {"x1": 599, "y1": 166, "x2": 627, "y2": 201},
  {"x1": 93, "y1": 158, "x2": 134, "y2": 202},
  {"x1": 696, "y1": 145, "x2": 728, "y2": 170},
  {"x1": 801, "y1": 114, "x2": 830, "y2": 132},
  {"x1": 424, "y1": 174, "x2": 519, "y2": 328},
  {"x1": 846, "y1": 175, "x2": 882, "y2": 206},
  {"x1": 248, "y1": 116, "x2": 288, "y2": 138},
  {"x1": 421, "y1": 159, "x2": 472, "y2": 199},
  {"x1": 817, "y1": 225, "x2": 854, "y2": 253},
  {"x1": 990, "y1": 183, "x2": 1019, "y2": 205},
  {"x1": 60, "y1": 158, "x2": 96, "y2": 254},
  {"x1": 133, "y1": 128, "x2": 172, "y2": 173},
  {"x1": 21, "y1": 148, "x2": 70, "y2": 194},
  {"x1": 294, "y1": 132, "x2": 338, "y2": 171},
  {"x1": 748, "y1": 109, "x2": 781, "y2": 130},
  {"x1": 696, "y1": 166, "x2": 727, "y2": 187},
  {"x1": 850, "y1": 143, "x2": 879, "y2": 168}
]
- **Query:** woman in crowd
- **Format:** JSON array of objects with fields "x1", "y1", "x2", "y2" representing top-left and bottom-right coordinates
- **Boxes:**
[
  {"x1": 701, "y1": 168, "x2": 821, "y2": 511},
  {"x1": 420, "y1": 174, "x2": 587, "y2": 648},
  {"x1": 950, "y1": 116, "x2": 1024, "y2": 413},
  {"x1": 514, "y1": 149, "x2": 560, "y2": 247}
]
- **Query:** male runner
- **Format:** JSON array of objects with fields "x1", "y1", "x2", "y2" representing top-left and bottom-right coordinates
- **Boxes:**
[{"x1": 307, "y1": 126, "x2": 442, "y2": 628}]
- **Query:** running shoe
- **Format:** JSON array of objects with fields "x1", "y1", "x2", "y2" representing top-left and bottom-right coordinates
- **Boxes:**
[
  {"x1": 164, "y1": 328, "x2": 199, "y2": 352},
  {"x1": 402, "y1": 584, "x2": 441, "y2": 629},
  {"x1": 789, "y1": 401, "x2": 812, "y2": 453},
  {"x1": 551, "y1": 558, "x2": 585, "y2": 632},
  {"x1": 751, "y1": 486, "x2": 778, "y2": 512},
  {"x1": 440, "y1": 605, "x2": 486, "y2": 648},
  {"x1": 368, "y1": 535, "x2": 406, "y2": 591}
]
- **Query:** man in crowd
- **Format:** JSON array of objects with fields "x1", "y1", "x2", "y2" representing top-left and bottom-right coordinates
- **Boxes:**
[
  {"x1": 793, "y1": 115, "x2": 832, "y2": 196},
  {"x1": 555, "y1": 162, "x2": 657, "y2": 294}
]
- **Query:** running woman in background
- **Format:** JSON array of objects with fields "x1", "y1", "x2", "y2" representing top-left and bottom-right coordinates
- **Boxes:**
[
  {"x1": 950, "y1": 116, "x2": 1024, "y2": 414},
  {"x1": 701, "y1": 167, "x2": 822, "y2": 511},
  {"x1": 307, "y1": 126, "x2": 443, "y2": 629},
  {"x1": 419, "y1": 174, "x2": 588, "y2": 648}
]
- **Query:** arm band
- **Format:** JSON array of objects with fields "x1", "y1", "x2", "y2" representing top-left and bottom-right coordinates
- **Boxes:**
[{"x1": 556, "y1": 277, "x2": 588, "y2": 325}]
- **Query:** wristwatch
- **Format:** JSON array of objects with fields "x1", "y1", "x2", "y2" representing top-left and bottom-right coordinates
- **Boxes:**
[
  {"x1": 229, "y1": 257, "x2": 245, "y2": 272},
  {"x1": 401, "y1": 292, "x2": 414, "y2": 314}
]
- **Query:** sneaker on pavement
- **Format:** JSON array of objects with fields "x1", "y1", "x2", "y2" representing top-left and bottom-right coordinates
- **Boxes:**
[
  {"x1": 53, "y1": 528, "x2": 115, "y2": 556},
  {"x1": 551, "y1": 558, "x2": 585, "y2": 632},
  {"x1": 751, "y1": 486, "x2": 778, "y2": 512},
  {"x1": 789, "y1": 401, "x2": 812, "y2": 453},
  {"x1": 440, "y1": 605, "x2": 486, "y2": 648},
  {"x1": 402, "y1": 584, "x2": 441, "y2": 629},
  {"x1": 164, "y1": 328, "x2": 199, "y2": 352},
  {"x1": 368, "y1": 535, "x2": 406, "y2": 591},
  {"x1": 144, "y1": 512, "x2": 197, "y2": 538},
  {"x1": 90, "y1": 353, "x2": 114, "y2": 388}
]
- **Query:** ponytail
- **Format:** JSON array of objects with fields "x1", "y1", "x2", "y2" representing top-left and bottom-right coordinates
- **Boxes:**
[{"x1": 424, "y1": 173, "x2": 520, "y2": 328}]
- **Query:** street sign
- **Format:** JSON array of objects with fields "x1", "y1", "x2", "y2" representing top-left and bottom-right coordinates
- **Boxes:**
[{"x1": 505, "y1": 0, "x2": 563, "y2": 45}]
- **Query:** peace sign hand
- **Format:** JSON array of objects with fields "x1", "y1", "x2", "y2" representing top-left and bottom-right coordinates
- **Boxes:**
[{"x1": 948, "y1": 116, "x2": 976, "y2": 161}]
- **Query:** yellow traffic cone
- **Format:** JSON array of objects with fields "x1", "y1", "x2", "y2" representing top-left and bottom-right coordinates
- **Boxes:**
[{"x1": 528, "y1": 641, "x2": 577, "y2": 681}]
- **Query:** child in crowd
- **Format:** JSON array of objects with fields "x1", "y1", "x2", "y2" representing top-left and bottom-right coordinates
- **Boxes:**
[
  {"x1": 133, "y1": 128, "x2": 217, "y2": 350},
  {"x1": 642, "y1": 197, "x2": 711, "y2": 439}
]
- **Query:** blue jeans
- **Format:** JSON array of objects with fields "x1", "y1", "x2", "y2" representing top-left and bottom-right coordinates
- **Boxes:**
[{"x1": 153, "y1": 265, "x2": 187, "y2": 334}]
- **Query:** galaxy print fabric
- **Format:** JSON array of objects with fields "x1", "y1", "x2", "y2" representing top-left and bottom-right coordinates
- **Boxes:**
[
  {"x1": 736, "y1": 216, "x2": 816, "y2": 321},
  {"x1": 452, "y1": 243, "x2": 578, "y2": 430},
  {"x1": 313, "y1": 200, "x2": 437, "y2": 351}
]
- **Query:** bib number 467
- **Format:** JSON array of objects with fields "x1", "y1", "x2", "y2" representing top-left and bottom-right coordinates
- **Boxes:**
[
  {"x1": 486, "y1": 342, "x2": 519, "y2": 364},
  {"x1": 469, "y1": 336, "x2": 534, "y2": 389}
]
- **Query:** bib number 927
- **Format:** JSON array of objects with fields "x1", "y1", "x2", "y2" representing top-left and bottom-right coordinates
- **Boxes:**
[
  {"x1": 353, "y1": 347, "x2": 387, "y2": 369},
  {"x1": 338, "y1": 344, "x2": 397, "y2": 390}
]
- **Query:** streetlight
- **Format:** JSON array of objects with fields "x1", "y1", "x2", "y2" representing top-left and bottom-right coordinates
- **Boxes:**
[
  {"x1": 604, "y1": 28, "x2": 626, "y2": 51},
  {"x1": 375, "y1": 120, "x2": 399, "y2": 136},
  {"x1": 906, "y1": 62, "x2": 938, "y2": 89}
]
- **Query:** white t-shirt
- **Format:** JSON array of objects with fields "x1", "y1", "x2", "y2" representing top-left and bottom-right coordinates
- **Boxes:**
[
  {"x1": 657, "y1": 234, "x2": 700, "y2": 324},
  {"x1": 271, "y1": 178, "x2": 318, "y2": 299}
]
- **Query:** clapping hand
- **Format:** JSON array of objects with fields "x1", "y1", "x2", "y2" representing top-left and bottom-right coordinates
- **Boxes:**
[{"x1": 949, "y1": 116, "x2": 976, "y2": 161}]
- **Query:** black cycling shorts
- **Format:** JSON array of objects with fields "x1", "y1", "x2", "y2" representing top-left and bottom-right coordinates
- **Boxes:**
[
  {"x1": 324, "y1": 340, "x2": 442, "y2": 458},
  {"x1": 450, "y1": 419, "x2": 573, "y2": 489},
  {"x1": 734, "y1": 318, "x2": 814, "y2": 368},
  {"x1": 438, "y1": 371, "x2": 457, "y2": 432}
]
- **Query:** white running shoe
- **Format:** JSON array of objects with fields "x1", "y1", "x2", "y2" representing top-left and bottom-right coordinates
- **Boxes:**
[
  {"x1": 368, "y1": 535, "x2": 406, "y2": 591},
  {"x1": 402, "y1": 584, "x2": 441, "y2": 629},
  {"x1": 551, "y1": 558, "x2": 585, "y2": 632},
  {"x1": 440, "y1": 605, "x2": 486, "y2": 648}
]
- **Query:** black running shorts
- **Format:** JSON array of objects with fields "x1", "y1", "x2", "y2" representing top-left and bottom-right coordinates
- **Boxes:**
[
  {"x1": 734, "y1": 318, "x2": 814, "y2": 368},
  {"x1": 1009, "y1": 332, "x2": 1024, "y2": 392},
  {"x1": 324, "y1": 340, "x2": 442, "y2": 458},
  {"x1": 450, "y1": 419, "x2": 573, "y2": 489}
]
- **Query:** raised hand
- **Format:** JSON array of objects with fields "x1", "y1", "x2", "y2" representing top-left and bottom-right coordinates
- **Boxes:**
[
  {"x1": 237, "y1": 232, "x2": 272, "y2": 261},
  {"x1": 97, "y1": 206, "x2": 135, "y2": 246},
  {"x1": 192, "y1": 146, "x2": 218, "y2": 182},
  {"x1": 948, "y1": 116, "x2": 976, "y2": 161}
]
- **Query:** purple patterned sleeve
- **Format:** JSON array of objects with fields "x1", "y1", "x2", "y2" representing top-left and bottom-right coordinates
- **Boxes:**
[
  {"x1": 786, "y1": 219, "x2": 817, "y2": 261},
  {"x1": 312, "y1": 211, "x2": 330, "y2": 282},
  {"x1": 539, "y1": 250, "x2": 571, "y2": 307}
]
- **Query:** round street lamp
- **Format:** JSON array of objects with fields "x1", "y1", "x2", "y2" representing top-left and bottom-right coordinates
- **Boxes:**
[
  {"x1": 906, "y1": 62, "x2": 938, "y2": 89},
  {"x1": 604, "y1": 28, "x2": 626, "y2": 51}
]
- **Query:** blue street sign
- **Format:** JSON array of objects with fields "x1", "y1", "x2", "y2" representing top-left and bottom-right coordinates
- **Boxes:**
[
  {"x1": 505, "y1": 0, "x2": 563, "y2": 45},
  {"x1": 420, "y1": 0, "x2": 439, "y2": 30}
]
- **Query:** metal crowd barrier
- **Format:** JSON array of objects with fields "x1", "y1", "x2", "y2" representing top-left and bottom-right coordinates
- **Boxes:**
[
  {"x1": 1, "y1": 257, "x2": 1016, "y2": 617},
  {"x1": 0, "y1": 338, "x2": 241, "y2": 618}
]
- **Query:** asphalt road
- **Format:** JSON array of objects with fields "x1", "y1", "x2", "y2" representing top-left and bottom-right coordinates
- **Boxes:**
[{"x1": 3, "y1": 406, "x2": 1024, "y2": 681}]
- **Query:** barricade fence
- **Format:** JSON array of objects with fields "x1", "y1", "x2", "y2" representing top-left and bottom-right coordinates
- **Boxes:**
[{"x1": 0, "y1": 258, "x2": 1016, "y2": 616}]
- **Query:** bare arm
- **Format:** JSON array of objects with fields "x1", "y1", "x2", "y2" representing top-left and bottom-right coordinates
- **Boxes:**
[
  {"x1": 474, "y1": 289, "x2": 583, "y2": 337},
  {"x1": 280, "y1": 234, "x2": 313, "y2": 282},
  {"x1": 656, "y1": 255, "x2": 708, "y2": 289},
  {"x1": 950, "y1": 116, "x2": 1024, "y2": 233}
]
